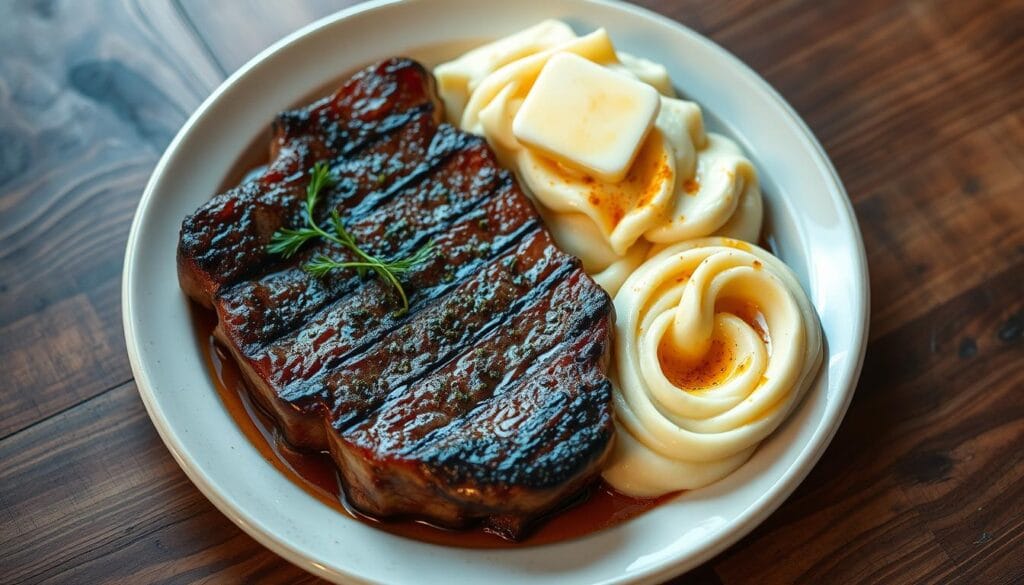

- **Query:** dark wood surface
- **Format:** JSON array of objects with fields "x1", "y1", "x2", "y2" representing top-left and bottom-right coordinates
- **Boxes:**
[{"x1": 1, "y1": 0, "x2": 1021, "y2": 582}]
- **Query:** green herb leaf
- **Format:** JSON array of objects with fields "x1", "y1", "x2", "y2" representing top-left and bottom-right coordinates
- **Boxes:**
[
  {"x1": 266, "y1": 161, "x2": 435, "y2": 315},
  {"x1": 306, "y1": 161, "x2": 335, "y2": 216},
  {"x1": 267, "y1": 226, "x2": 319, "y2": 258},
  {"x1": 268, "y1": 162, "x2": 336, "y2": 258}
]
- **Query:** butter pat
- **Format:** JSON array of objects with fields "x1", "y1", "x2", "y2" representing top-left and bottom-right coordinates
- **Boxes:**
[
  {"x1": 434, "y1": 20, "x2": 577, "y2": 124},
  {"x1": 512, "y1": 52, "x2": 660, "y2": 182}
]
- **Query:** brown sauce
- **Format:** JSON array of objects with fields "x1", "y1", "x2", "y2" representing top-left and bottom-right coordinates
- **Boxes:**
[
  {"x1": 658, "y1": 336, "x2": 735, "y2": 389},
  {"x1": 194, "y1": 309, "x2": 668, "y2": 548},
  {"x1": 716, "y1": 298, "x2": 771, "y2": 352}
]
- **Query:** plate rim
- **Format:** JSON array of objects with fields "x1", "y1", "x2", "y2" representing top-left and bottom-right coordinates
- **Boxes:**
[{"x1": 122, "y1": 1, "x2": 870, "y2": 583}]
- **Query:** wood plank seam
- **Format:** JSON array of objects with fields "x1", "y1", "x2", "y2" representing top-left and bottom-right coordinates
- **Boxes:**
[{"x1": 0, "y1": 375, "x2": 134, "y2": 443}]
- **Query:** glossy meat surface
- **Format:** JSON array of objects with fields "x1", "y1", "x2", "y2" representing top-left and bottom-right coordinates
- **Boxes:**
[{"x1": 177, "y1": 58, "x2": 615, "y2": 539}]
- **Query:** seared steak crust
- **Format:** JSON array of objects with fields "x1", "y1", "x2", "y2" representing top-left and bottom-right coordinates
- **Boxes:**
[{"x1": 178, "y1": 58, "x2": 614, "y2": 539}]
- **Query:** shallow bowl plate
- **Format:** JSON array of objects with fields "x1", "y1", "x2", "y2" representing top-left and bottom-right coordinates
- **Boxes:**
[{"x1": 123, "y1": 1, "x2": 869, "y2": 583}]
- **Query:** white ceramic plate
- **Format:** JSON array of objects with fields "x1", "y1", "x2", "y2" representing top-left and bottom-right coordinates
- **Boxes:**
[{"x1": 123, "y1": 1, "x2": 869, "y2": 583}]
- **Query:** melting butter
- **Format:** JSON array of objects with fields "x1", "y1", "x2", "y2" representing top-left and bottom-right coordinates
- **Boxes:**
[
  {"x1": 435, "y1": 20, "x2": 763, "y2": 296},
  {"x1": 512, "y1": 52, "x2": 660, "y2": 183}
]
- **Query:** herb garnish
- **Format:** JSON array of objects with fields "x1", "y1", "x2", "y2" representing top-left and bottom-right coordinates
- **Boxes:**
[{"x1": 267, "y1": 161, "x2": 434, "y2": 315}]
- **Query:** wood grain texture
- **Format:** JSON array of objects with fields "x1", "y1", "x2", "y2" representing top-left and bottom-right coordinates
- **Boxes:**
[
  {"x1": 0, "y1": 383, "x2": 322, "y2": 584},
  {"x1": 0, "y1": 0, "x2": 223, "y2": 438},
  {"x1": 1, "y1": 0, "x2": 1021, "y2": 583}
]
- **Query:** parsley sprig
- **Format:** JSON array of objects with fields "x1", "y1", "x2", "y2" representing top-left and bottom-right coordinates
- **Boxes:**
[{"x1": 267, "y1": 161, "x2": 434, "y2": 315}]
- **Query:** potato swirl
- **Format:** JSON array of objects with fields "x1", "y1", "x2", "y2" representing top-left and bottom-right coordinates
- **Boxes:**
[
  {"x1": 602, "y1": 238, "x2": 823, "y2": 497},
  {"x1": 435, "y1": 21, "x2": 763, "y2": 296}
]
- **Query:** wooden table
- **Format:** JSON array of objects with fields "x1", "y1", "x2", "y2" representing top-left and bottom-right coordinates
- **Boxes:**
[{"x1": 1, "y1": 0, "x2": 1021, "y2": 582}]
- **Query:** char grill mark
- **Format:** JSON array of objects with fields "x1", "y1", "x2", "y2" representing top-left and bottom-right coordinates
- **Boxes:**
[
  {"x1": 318, "y1": 230, "x2": 574, "y2": 431},
  {"x1": 272, "y1": 57, "x2": 440, "y2": 163},
  {"x1": 342, "y1": 269, "x2": 611, "y2": 457},
  {"x1": 213, "y1": 113, "x2": 442, "y2": 354},
  {"x1": 216, "y1": 127, "x2": 507, "y2": 357},
  {"x1": 267, "y1": 58, "x2": 440, "y2": 180},
  {"x1": 178, "y1": 58, "x2": 438, "y2": 306},
  {"x1": 212, "y1": 172, "x2": 540, "y2": 450},
  {"x1": 178, "y1": 179, "x2": 304, "y2": 307},
  {"x1": 254, "y1": 182, "x2": 538, "y2": 401},
  {"x1": 417, "y1": 353, "x2": 612, "y2": 538},
  {"x1": 194, "y1": 109, "x2": 437, "y2": 310},
  {"x1": 179, "y1": 58, "x2": 616, "y2": 540},
  {"x1": 332, "y1": 270, "x2": 613, "y2": 535},
  {"x1": 265, "y1": 229, "x2": 566, "y2": 438},
  {"x1": 320, "y1": 111, "x2": 441, "y2": 216}
]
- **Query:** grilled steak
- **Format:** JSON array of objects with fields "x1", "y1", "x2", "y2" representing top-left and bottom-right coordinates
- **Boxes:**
[{"x1": 178, "y1": 58, "x2": 615, "y2": 539}]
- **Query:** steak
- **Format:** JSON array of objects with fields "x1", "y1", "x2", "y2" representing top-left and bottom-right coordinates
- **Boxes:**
[{"x1": 178, "y1": 58, "x2": 615, "y2": 539}]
